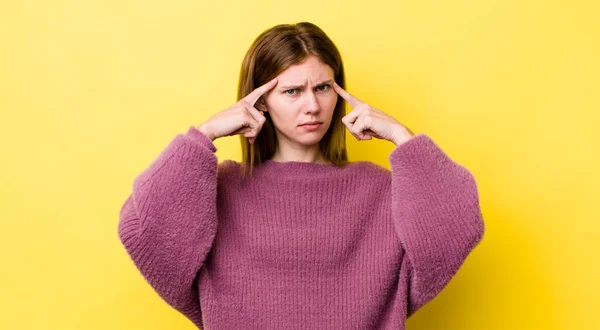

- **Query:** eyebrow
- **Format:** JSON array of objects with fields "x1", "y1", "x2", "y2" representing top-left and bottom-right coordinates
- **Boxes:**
[{"x1": 279, "y1": 79, "x2": 333, "y2": 90}]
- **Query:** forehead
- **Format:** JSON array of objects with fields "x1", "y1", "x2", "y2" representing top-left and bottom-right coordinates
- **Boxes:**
[{"x1": 276, "y1": 55, "x2": 334, "y2": 84}]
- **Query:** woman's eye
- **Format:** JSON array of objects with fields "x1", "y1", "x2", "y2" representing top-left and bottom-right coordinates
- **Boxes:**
[
  {"x1": 285, "y1": 84, "x2": 330, "y2": 95},
  {"x1": 316, "y1": 84, "x2": 331, "y2": 92}
]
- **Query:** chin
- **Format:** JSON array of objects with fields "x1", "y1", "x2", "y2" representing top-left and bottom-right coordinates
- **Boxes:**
[{"x1": 296, "y1": 135, "x2": 324, "y2": 146}]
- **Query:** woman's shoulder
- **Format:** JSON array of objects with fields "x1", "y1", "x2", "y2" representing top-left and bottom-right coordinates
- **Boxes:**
[
  {"x1": 216, "y1": 159, "x2": 241, "y2": 177},
  {"x1": 351, "y1": 159, "x2": 391, "y2": 173},
  {"x1": 349, "y1": 160, "x2": 392, "y2": 183}
]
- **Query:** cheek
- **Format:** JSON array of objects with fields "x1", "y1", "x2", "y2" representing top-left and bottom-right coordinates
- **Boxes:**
[
  {"x1": 270, "y1": 94, "x2": 308, "y2": 115},
  {"x1": 267, "y1": 93, "x2": 293, "y2": 108},
  {"x1": 265, "y1": 96, "x2": 294, "y2": 124},
  {"x1": 321, "y1": 93, "x2": 338, "y2": 111}
]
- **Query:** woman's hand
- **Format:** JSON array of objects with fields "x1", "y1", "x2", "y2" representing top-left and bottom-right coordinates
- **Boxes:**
[
  {"x1": 198, "y1": 77, "x2": 278, "y2": 144},
  {"x1": 333, "y1": 82, "x2": 415, "y2": 146}
]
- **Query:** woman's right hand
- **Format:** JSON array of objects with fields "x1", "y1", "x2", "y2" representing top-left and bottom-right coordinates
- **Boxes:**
[{"x1": 198, "y1": 77, "x2": 278, "y2": 144}]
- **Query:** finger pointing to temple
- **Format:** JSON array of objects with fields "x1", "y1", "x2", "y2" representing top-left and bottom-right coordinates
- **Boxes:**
[
  {"x1": 333, "y1": 81, "x2": 362, "y2": 108},
  {"x1": 243, "y1": 77, "x2": 279, "y2": 106}
]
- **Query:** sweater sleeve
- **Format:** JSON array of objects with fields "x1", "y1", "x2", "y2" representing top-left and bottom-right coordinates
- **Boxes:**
[
  {"x1": 117, "y1": 125, "x2": 219, "y2": 329},
  {"x1": 388, "y1": 133, "x2": 485, "y2": 318}
]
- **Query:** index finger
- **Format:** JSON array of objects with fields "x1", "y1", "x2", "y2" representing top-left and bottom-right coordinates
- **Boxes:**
[
  {"x1": 243, "y1": 77, "x2": 279, "y2": 106},
  {"x1": 333, "y1": 81, "x2": 362, "y2": 108}
]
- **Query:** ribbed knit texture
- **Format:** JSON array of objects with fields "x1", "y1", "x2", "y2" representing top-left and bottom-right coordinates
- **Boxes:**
[{"x1": 117, "y1": 125, "x2": 485, "y2": 329}]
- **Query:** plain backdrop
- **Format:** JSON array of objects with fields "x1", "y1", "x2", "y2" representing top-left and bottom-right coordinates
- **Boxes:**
[{"x1": 1, "y1": 0, "x2": 598, "y2": 329}]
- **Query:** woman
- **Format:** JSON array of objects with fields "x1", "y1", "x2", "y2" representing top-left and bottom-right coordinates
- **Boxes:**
[{"x1": 118, "y1": 22, "x2": 485, "y2": 329}]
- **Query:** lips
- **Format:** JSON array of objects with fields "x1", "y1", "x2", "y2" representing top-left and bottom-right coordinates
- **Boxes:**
[{"x1": 300, "y1": 121, "x2": 322, "y2": 126}]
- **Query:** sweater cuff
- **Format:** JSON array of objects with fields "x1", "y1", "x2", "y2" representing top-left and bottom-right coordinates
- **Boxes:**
[{"x1": 184, "y1": 125, "x2": 217, "y2": 153}]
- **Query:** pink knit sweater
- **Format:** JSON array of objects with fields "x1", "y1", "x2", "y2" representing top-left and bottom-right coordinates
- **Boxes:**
[{"x1": 117, "y1": 125, "x2": 485, "y2": 329}]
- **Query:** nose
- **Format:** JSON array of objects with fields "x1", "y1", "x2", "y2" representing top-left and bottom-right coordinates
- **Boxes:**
[{"x1": 304, "y1": 91, "x2": 320, "y2": 114}]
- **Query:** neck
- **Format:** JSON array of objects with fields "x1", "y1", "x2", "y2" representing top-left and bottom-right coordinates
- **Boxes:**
[
  {"x1": 270, "y1": 153, "x2": 330, "y2": 164},
  {"x1": 270, "y1": 139, "x2": 331, "y2": 165}
]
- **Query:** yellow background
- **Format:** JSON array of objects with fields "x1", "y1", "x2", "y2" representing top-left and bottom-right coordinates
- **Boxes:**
[{"x1": 1, "y1": 0, "x2": 598, "y2": 329}]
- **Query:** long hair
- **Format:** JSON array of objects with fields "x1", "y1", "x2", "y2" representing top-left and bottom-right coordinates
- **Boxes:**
[{"x1": 237, "y1": 22, "x2": 349, "y2": 178}]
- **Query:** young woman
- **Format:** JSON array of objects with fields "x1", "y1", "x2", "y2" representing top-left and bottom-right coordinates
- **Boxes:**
[{"x1": 118, "y1": 22, "x2": 485, "y2": 329}]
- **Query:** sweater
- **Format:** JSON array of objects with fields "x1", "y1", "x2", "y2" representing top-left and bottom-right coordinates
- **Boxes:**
[{"x1": 117, "y1": 125, "x2": 485, "y2": 330}]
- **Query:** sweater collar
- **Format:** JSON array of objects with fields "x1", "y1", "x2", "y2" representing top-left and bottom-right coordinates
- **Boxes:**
[{"x1": 252, "y1": 159, "x2": 351, "y2": 180}]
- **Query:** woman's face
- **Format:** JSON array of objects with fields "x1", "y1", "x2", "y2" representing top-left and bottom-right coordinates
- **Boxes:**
[{"x1": 259, "y1": 55, "x2": 338, "y2": 148}]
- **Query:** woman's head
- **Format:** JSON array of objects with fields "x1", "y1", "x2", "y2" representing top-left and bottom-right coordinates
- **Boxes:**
[{"x1": 237, "y1": 22, "x2": 348, "y2": 176}]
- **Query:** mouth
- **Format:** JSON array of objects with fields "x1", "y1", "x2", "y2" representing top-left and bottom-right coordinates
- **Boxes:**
[
  {"x1": 299, "y1": 122, "x2": 323, "y2": 131},
  {"x1": 299, "y1": 121, "x2": 323, "y2": 126}
]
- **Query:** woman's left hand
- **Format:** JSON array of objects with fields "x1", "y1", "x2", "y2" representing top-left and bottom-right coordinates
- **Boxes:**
[{"x1": 333, "y1": 82, "x2": 415, "y2": 146}]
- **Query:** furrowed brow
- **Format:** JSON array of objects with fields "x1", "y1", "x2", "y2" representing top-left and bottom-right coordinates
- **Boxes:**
[{"x1": 280, "y1": 79, "x2": 333, "y2": 89}]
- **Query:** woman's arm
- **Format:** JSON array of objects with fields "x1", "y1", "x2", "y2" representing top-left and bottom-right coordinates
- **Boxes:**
[
  {"x1": 117, "y1": 126, "x2": 220, "y2": 328},
  {"x1": 389, "y1": 133, "x2": 485, "y2": 317}
]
